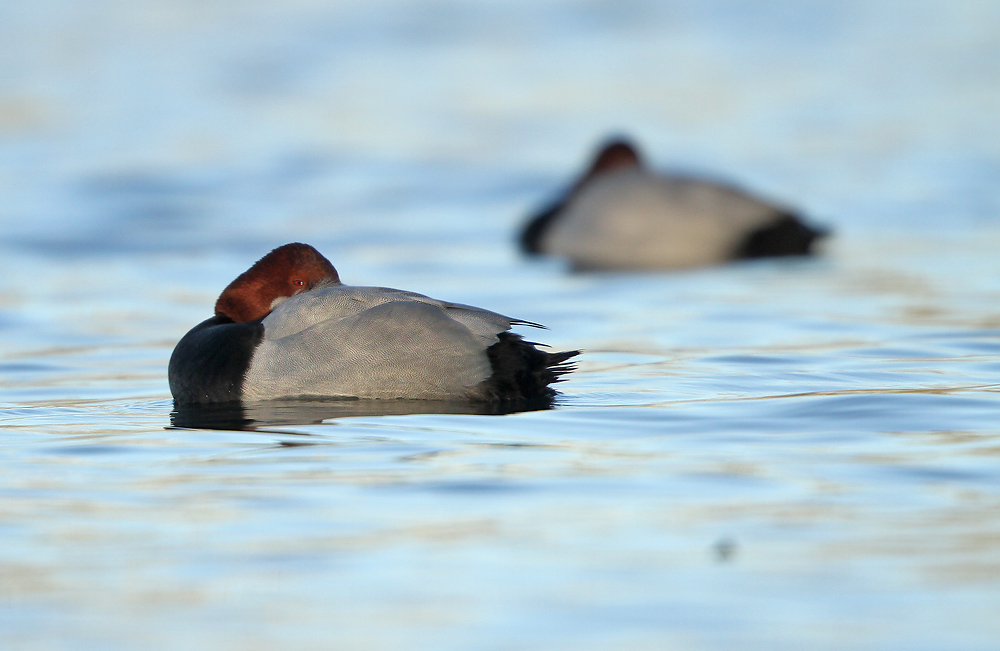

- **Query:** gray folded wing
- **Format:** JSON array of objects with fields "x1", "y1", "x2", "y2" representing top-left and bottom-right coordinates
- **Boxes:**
[
  {"x1": 543, "y1": 168, "x2": 790, "y2": 269},
  {"x1": 262, "y1": 284, "x2": 515, "y2": 342},
  {"x1": 244, "y1": 286, "x2": 517, "y2": 400}
]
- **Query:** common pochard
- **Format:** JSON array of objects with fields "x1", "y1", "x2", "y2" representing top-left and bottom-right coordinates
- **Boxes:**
[
  {"x1": 521, "y1": 138, "x2": 827, "y2": 270},
  {"x1": 169, "y1": 243, "x2": 577, "y2": 404}
]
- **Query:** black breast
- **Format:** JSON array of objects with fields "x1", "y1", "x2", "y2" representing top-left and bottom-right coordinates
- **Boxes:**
[
  {"x1": 168, "y1": 317, "x2": 264, "y2": 404},
  {"x1": 519, "y1": 200, "x2": 565, "y2": 254}
]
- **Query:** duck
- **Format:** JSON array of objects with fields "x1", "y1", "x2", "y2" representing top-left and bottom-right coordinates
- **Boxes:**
[
  {"x1": 520, "y1": 137, "x2": 827, "y2": 270},
  {"x1": 168, "y1": 243, "x2": 577, "y2": 405}
]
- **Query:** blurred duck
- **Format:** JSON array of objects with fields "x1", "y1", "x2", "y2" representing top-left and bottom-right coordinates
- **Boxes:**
[
  {"x1": 169, "y1": 243, "x2": 576, "y2": 404},
  {"x1": 521, "y1": 138, "x2": 827, "y2": 270}
]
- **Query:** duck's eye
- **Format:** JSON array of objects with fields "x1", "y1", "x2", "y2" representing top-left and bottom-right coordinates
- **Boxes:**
[{"x1": 293, "y1": 279, "x2": 305, "y2": 287}]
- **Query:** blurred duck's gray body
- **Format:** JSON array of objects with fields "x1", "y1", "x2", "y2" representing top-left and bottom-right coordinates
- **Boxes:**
[{"x1": 521, "y1": 138, "x2": 826, "y2": 270}]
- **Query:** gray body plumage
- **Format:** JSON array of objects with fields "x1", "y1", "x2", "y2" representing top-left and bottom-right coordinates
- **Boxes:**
[
  {"x1": 540, "y1": 168, "x2": 795, "y2": 270},
  {"x1": 243, "y1": 283, "x2": 516, "y2": 401}
]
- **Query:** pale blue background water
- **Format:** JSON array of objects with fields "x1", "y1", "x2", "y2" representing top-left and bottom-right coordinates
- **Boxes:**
[{"x1": 2, "y1": 1, "x2": 1000, "y2": 649}]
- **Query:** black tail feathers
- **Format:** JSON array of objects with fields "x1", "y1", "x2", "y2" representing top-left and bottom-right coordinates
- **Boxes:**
[
  {"x1": 477, "y1": 332, "x2": 578, "y2": 404},
  {"x1": 734, "y1": 212, "x2": 828, "y2": 259}
]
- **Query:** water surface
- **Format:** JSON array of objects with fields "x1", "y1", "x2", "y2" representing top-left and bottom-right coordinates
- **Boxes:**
[{"x1": 2, "y1": 1, "x2": 1000, "y2": 649}]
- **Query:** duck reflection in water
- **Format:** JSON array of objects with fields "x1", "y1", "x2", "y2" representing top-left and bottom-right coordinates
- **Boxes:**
[
  {"x1": 170, "y1": 396, "x2": 558, "y2": 431},
  {"x1": 167, "y1": 243, "x2": 577, "y2": 428}
]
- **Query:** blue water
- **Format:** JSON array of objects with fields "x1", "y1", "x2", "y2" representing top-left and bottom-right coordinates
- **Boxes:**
[{"x1": 3, "y1": 1, "x2": 1000, "y2": 649}]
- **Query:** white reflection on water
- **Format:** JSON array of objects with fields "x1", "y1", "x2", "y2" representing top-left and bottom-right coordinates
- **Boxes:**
[{"x1": 3, "y1": 0, "x2": 1000, "y2": 649}]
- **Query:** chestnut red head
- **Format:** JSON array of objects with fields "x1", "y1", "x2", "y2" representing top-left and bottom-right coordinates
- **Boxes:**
[
  {"x1": 214, "y1": 243, "x2": 340, "y2": 323},
  {"x1": 585, "y1": 138, "x2": 643, "y2": 179}
]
